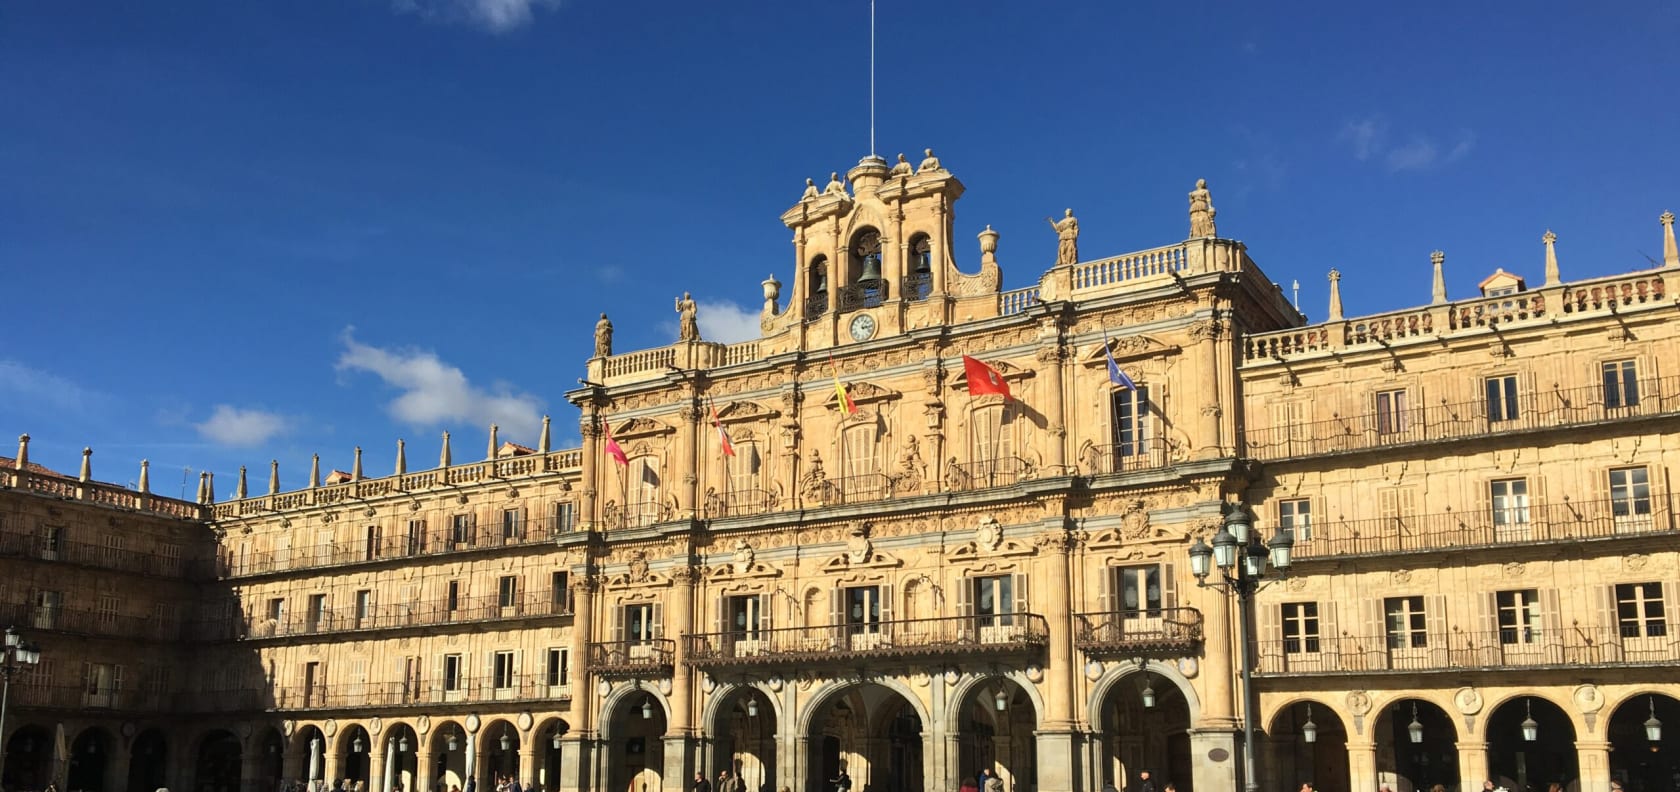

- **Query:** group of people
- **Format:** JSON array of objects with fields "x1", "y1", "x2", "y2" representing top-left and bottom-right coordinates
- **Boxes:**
[
  {"x1": 1098, "y1": 769, "x2": 1175, "y2": 792},
  {"x1": 690, "y1": 769, "x2": 748, "y2": 792}
]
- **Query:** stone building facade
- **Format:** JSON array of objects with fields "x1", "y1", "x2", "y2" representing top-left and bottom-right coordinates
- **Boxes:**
[{"x1": 2, "y1": 152, "x2": 1678, "y2": 792}]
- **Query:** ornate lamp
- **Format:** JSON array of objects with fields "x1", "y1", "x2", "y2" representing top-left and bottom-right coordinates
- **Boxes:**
[
  {"x1": 1407, "y1": 703, "x2": 1424, "y2": 744},
  {"x1": 398, "y1": 736, "x2": 409, "y2": 752},
  {"x1": 1140, "y1": 672, "x2": 1156, "y2": 709},
  {"x1": 551, "y1": 730, "x2": 562, "y2": 750},
  {"x1": 352, "y1": 736, "x2": 364, "y2": 754},
  {"x1": 446, "y1": 730, "x2": 459, "y2": 752},
  {"x1": 993, "y1": 688, "x2": 1009, "y2": 712},
  {"x1": 746, "y1": 698, "x2": 759, "y2": 718},
  {"x1": 499, "y1": 727, "x2": 511, "y2": 752},
  {"x1": 1521, "y1": 699, "x2": 1539, "y2": 742},
  {"x1": 1268, "y1": 528, "x2": 1295, "y2": 572},
  {"x1": 1211, "y1": 523, "x2": 1239, "y2": 571},
  {"x1": 1646, "y1": 696, "x2": 1663, "y2": 742},
  {"x1": 1301, "y1": 704, "x2": 1318, "y2": 744},
  {"x1": 1188, "y1": 537, "x2": 1212, "y2": 580},
  {"x1": 642, "y1": 698, "x2": 654, "y2": 720}
]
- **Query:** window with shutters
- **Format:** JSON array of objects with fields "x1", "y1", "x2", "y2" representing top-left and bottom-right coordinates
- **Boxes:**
[
  {"x1": 628, "y1": 456, "x2": 661, "y2": 526},
  {"x1": 307, "y1": 594, "x2": 327, "y2": 631},
  {"x1": 446, "y1": 581, "x2": 461, "y2": 613},
  {"x1": 442, "y1": 654, "x2": 464, "y2": 691},
  {"x1": 727, "y1": 595, "x2": 763, "y2": 640},
  {"x1": 1269, "y1": 401, "x2": 1308, "y2": 451},
  {"x1": 625, "y1": 603, "x2": 656, "y2": 643},
  {"x1": 554, "y1": 502, "x2": 576, "y2": 533},
  {"x1": 546, "y1": 648, "x2": 569, "y2": 687},
  {"x1": 1277, "y1": 499, "x2": 1312, "y2": 541},
  {"x1": 1115, "y1": 565, "x2": 1163, "y2": 617},
  {"x1": 1109, "y1": 385, "x2": 1152, "y2": 459},
  {"x1": 1615, "y1": 583, "x2": 1667, "y2": 638},
  {"x1": 1610, "y1": 467, "x2": 1652, "y2": 527},
  {"x1": 1603, "y1": 360, "x2": 1639, "y2": 409},
  {"x1": 85, "y1": 662, "x2": 121, "y2": 707},
  {"x1": 266, "y1": 597, "x2": 285, "y2": 623},
  {"x1": 1384, "y1": 596, "x2": 1428, "y2": 649},
  {"x1": 846, "y1": 586, "x2": 882, "y2": 633},
  {"x1": 973, "y1": 575, "x2": 1015, "y2": 628},
  {"x1": 492, "y1": 651, "x2": 515, "y2": 690},
  {"x1": 303, "y1": 661, "x2": 323, "y2": 705},
  {"x1": 143, "y1": 666, "x2": 169, "y2": 706},
  {"x1": 102, "y1": 534, "x2": 123, "y2": 566},
  {"x1": 728, "y1": 443, "x2": 765, "y2": 512},
  {"x1": 1491, "y1": 478, "x2": 1530, "y2": 531},
  {"x1": 355, "y1": 590, "x2": 373, "y2": 625},
  {"x1": 1496, "y1": 589, "x2": 1541, "y2": 645},
  {"x1": 405, "y1": 519, "x2": 426, "y2": 555},
  {"x1": 1485, "y1": 374, "x2": 1519, "y2": 423},
  {"x1": 1282, "y1": 602, "x2": 1319, "y2": 654},
  {"x1": 551, "y1": 571, "x2": 571, "y2": 613},
  {"x1": 1375, "y1": 389, "x2": 1407, "y2": 435},
  {"x1": 501, "y1": 509, "x2": 522, "y2": 542},
  {"x1": 841, "y1": 425, "x2": 883, "y2": 501},
  {"x1": 40, "y1": 525, "x2": 63, "y2": 557},
  {"x1": 450, "y1": 514, "x2": 474, "y2": 547},
  {"x1": 364, "y1": 525, "x2": 380, "y2": 561},
  {"x1": 498, "y1": 575, "x2": 519, "y2": 609},
  {"x1": 970, "y1": 404, "x2": 1017, "y2": 475},
  {"x1": 314, "y1": 530, "x2": 333, "y2": 566},
  {"x1": 97, "y1": 594, "x2": 119, "y2": 626},
  {"x1": 1378, "y1": 487, "x2": 1417, "y2": 532}
]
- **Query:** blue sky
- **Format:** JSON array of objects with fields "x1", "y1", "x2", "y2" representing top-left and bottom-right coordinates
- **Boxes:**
[{"x1": 3, "y1": 1, "x2": 1676, "y2": 495}]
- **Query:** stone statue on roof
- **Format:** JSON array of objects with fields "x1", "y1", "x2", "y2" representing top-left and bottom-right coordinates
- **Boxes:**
[
  {"x1": 1046, "y1": 208, "x2": 1079, "y2": 267},
  {"x1": 801, "y1": 178, "x2": 819, "y2": 201},
  {"x1": 1189, "y1": 178, "x2": 1218, "y2": 238},
  {"x1": 889, "y1": 153, "x2": 913, "y2": 177},
  {"x1": 675, "y1": 293, "x2": 700, "y2": 341},
  {"x1": 594, "y1": 313, "x2": 613, "y2": 358}
]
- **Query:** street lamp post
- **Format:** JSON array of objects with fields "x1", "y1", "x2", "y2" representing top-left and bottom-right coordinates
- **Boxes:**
[
  {"x1": 1188, "y1": 507, "x2": 1293, "y2": 792},
  {"x1": 1, "y1": 626, "x2": 44, "y2": 784}
]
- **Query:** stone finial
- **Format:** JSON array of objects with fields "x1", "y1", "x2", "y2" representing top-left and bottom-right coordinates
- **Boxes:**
[
  {"x1": 761, "y1": 274, "x2": 781, "y2": 315},
  {"x1": 352, "y1": 447, "x2": 363, "y2": 482},
  {"x1": 197, "y1": 472, "x2": 208, "y2": 504},
  {"x1": 79, "y1": 447, "x2": 92, "y2": 483},
  {"x1": 1543, "y1": 230, "x2": 1560, "y2": 286},
  {"x1": 14, "y1": 434, "x2": 28, "y2": 470},
  {"x1": 236, "y1": 465, "x2": 249, "y2": 500},
  {"x1": 1663, "y1": 211, "x2": 1678, "y2": 267},
  {"x1": 1430, "y1": 250, "x2": 1447, "y2": 305},
  {"x1": 1188, "y1": 178, "x2": 1217, "y2": 238},
  {"x1": 439, "y1": 431, "x2": 452, "y2": 469},
  {"x1": 487, "y1": 424, "x2": 499, "y2": 461},
  {"x1": 979, "y1": 225, "x2": 999, "y2": 265},
  {"x1": 395, "y1": 439, "x2": 407, "y2": 476},
  {"x1": 206, "y1": 472, "x2": 216, "y2": 504},
  {"x1": 309, "y1": 453, "x2": 321, "y2": 489},
  {"x1": 268, "y1": 460, "x2": 279, "y2": 496},
  {"x1": 138, "y1": 459, "x2": 150, "y2": 494},
  {"x1": 1328, "y1": 269, "x2": 1345, "y2": 322},
  {"x1": 538, "y1": 417, "x2": 551, "y2": 454}
]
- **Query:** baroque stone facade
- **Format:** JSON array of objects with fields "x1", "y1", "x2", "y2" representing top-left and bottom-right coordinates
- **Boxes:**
[{"x1": 3, "y1": 154, "x2": 1679, "y2": 792}]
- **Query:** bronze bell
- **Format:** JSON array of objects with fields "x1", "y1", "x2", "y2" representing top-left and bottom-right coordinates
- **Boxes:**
[{"x1": 859, "y1": 254, "x2": 882, "y2": 283}]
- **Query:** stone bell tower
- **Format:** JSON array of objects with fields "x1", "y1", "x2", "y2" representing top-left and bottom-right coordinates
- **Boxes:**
[{"x1": 761, "y1": 149, "x2": 992, "y2": 353}]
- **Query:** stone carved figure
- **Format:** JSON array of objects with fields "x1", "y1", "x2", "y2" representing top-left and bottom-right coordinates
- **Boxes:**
[
  {"x1": 944, "y1": 456, "x2": 971, "y2": 492},
  {"x1": 889, "y1": 153, "x2": 913, "y2": 177},
  {"x1": 675, "y1": 292, "x2": 701, "y2": 341},
  {"x1": 824, "y1": 172, "x2": 846, "y2": 195},
  {"x1": 899, "y1": 435, "x2": 925, "y2": 480},
  {"x1": 593, "y1": 313, "x2": 613, "y2": 357},
  {"x1": 801, "y1": 178, "x2": 819, "y2": 201},
  {"x1": 802, "y1": 450, "x2": 832, "y2": 503},
  {"x1": 1188, "y1": 178, "x2": 1218, "y2": 237},
  {"x1": 1046, "y1": 208, "x2": 1079, "y2": 266}
]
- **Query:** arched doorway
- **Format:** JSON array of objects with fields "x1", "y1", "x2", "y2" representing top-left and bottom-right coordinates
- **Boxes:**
[
  {"x1": 1095, "y1": 671, "x2": 1193, "y2": 791},
  {"x1": 1375, "y1": 699, "x2": 1456, "y2": 792},
  {"x1": 532, "y1": 719, "x2": 569, "y2": 792},
  {"x1": 293, "y1": 726, "x2": 327, "y2": 789},
  {"x1": 69, "y1": 727, "x2": 115, "y2": 792},
  {"x1": 428, "y1": 721, "x2": 469, "y2": 792},
  {"x1": 479, "y1": 720, "x2": 520, "y2": 790},
  {"x1": 196, "y1": 729, "x2": 244, "y2": 792},
  {"x1": 805, "y1": 682, "x2": 923, "y2": 792},
  {"x1": 3, "y1": 725, "x2": 53, "y2": 792},
  {"x1": 1267, "y1": 701, "x2": 1349, "y2": 792},
  {"x1": 381, "y1": 724, "x2": 419, "y2": 792},
  {"x1": 712, "y1": 687, "x2": 775, "y2": 792},
  {"x1": 1486, "y1": 696, "x2": 1577, "y2": 791},
  {"x1": 257, "y1": 728, "x2": 286, "y2": 792},
  {"x1": 606, "y1": 689, "x2": 668, "y2": 792},
  {"x1": 954, "y1": 678, "x2": 1038, "y2": 792},
  {"x1": 1608, "y1": 693, "x2": 1679, "y2": 792},
  {"x1": 338, "y1": 725, "x2": 373, "y2": 788},
  {"x1": 129, "y1": 728, "x2": 170, "y2": 792}
]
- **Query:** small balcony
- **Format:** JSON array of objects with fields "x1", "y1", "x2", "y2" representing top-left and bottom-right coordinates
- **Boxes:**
[
  {"x1": 1078, "y1": 443, "x2": 1170, "y2": 476},
  {"x1": 1254, "y1": 625, "x2": 1680, "y2": 676},
  {"x1": 588, "y1": 639, "x2": 676, "y2": 676},
  {"x1": 945, "y1": 457, "x2": 1032, "y2": 492},
  {"x1": 0, "y1": 530, "x2": 211, "y2": 581},
  {"x1": 1074, "y1": 608, "x2": 1204, "y2": 655},
  {"x1": 682, "y1": 613, "x2": 1050, "y2": 670},
  {"x1": 703, "y1": 488, "x2": 778, "y2": 519},
  {"x1": 804, "y1": 472, "x2": 896, "y2": 506},
  {"x1": 218, "y1": 515, "x2": 566, "y2": 579},
  {"x1": 1290, "y1": 495, "x2": 1677, "y2": 561},
  {"x1": 267, "y1": 675, "x2": 573, "y2": 712},
  {"x1": 237, "y1": 588, "x2": 571, "y2": 641}
]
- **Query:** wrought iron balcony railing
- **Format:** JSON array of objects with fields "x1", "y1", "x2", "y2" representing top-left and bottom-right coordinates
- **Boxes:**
[
  {"x1": 0, "y1": 530, "x2": 212, "y2": 581},
  {"x1": 945, "y1": 457, "x2": 1032, "y2": 492},
  {"x1": 1289, "y1": 494, "x2": 1677, "y2": 561},
  {"x1": 0, "y1": 601, "x2": 196, "y2": 643},
  {"x1": 702, "y1": 488, "x2": 778, "y2": 519},
  {"x1": 588, "y1": 639, "x2": 676, "y2": 676},
  {"x1": 1074, "y1": 608, "x2": 1204, "y2": 655},
  {"x1": 683, "y1": 613, "x2": 1049, "y2": 669},
  {"x1": 234, "y1": 588, "x2": 571, "y2": 641},
  {"x1": 1077, "y1": 443, "x2": 1170, "y2": 477},
  {"x1": 1255, "y1": 625, "x2": 1680, "y2": 676},
  {"x1": 837, "y1": 279, "x2": 888, "y2": 311},
  {"x1": 1244, "y1": 375, "x2": 1680, "y2": 461},
  {"x1": 217, "y1": 515, "x2": 568, "y2": 579},
  {"x1": 268, "y1": 676, "x2": 573, "y2": 711}
]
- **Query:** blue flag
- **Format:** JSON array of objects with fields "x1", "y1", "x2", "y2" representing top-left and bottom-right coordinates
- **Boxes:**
[{"x1": 1103, "y1": 330, "x2": 1137, "y2": 390}]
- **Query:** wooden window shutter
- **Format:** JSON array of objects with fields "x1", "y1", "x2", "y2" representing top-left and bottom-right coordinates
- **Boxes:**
[
  {"x1": 651, "y1": 603, "x2": 664, "y2": 640},
  {"x1": 1098, "y1": 567, "x2": 1115, "y2": 614},
  {"x1": 612, "y1": 605, "x2": 624, "y2": 644},
  {"x1": 1360, "y1": 599, "x2": 1385, "y2": 663},
  {"x1": 1541, "y1": 588, "x2": 1562, "y2": 654},
  {"x1": 1589, "y1": 467, "x2": 1611, "y2": 526},
  {"x1": 1478, "y1": 592, "x2": 1498, "y2": 636},
  {"x1": 957, "y1": 577, "x2": 974, "y2": 618},
  {"x1": 879, "y1": 584, "x2": 894, "y2": 623},
  {"x1": 829, "y1": 587, "x2": 844, "y2": 626},
  {"x1": 1427, "y1": 595, "x2": 1448, "y2": 661},
  {"x1": 1012, "y1": 572, "x2": 1030, "y2": 617},
  {"x1": 1161, "y1": 563, "x2": 1178, "y2": 609},
  {"x1": 713, "y1": 595, "x2": 726, "y2": 635},
  {"x1": 1322, "y1": 601, "x2": 1340, "y2": 647},
  {"x1": 758, "y1": 593, "x2": 773, "y2": 632},
  {"x1": 1257, "y1": 604, "x2": 1282, "y2": 671}
]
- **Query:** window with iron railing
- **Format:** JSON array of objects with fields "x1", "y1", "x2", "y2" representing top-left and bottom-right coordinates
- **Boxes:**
[
  {"x1": 1277, "y1": 499, "x2": 1312, "y2": 541},
  {"x1": 1490, "y1": 478, "x2": 1530, "y2": 529},
  {"x1": 1384, "y1": 596, "x2": 1428, "y2": 649},
  {"x1": 1610, "y1": 467, "x2": 1652, "y2": 525},
  {"x1": 1485, "y1": 375, "x2": 1520, "y2": 423},
  {"x1": 1376, "y1": 389, "x2": 1407, "y2": 435},
  {"x1": 1496, "y1": 589, "x2": 1540, "y2": 645},
  {"x1": 1603, "y1": 359, "x2": 1639, "y2": 408},
  {"x1": 1110, "y1": 385, "x2": 1151, "y2": 459},
  {"x1": 1282, "y1": 602, "x2": 1320, "y2": 654},
  {"x1": 1615, "y1": 582, "x2": 1667, "y2": 638}
]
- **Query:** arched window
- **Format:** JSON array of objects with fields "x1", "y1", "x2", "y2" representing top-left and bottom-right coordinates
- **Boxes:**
[
  {"x1": 807, "y1": 256, "x2": 829, "y2": 317},
  {"x1": 627, "y1": 456, "x2": 661, "y2": 527},
  {"x1": 906, "y1": 234, "x2": 933, "y2": 301},
  {"x1": 966, "y1": 403, "x2": 1020, "y2": 488},
  {"x1": 844, "y1": 229, "x2": 886, "y2": 310}
]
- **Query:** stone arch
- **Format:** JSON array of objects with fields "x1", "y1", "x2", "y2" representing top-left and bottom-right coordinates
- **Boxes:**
[
  {"x1": 1262, "y1": 695, "x2": 1353, "y2": 735},
  {"x1": 795, "y1": 676, "x2": 931, "y2": 736},
  {"x1": 700, "y1": 682, "x2": 784, "y2": 733},
  {"x1": 599, "y1": 683, "x2": 673, "y2": 741},
  {"x1": 1485, "y1": 693, "x2": 1578, "y2": 791},
  {"x1": 943, "y1": 670, "x2": 1048, "y2": 734},
  {"x1": 194, "y1": 728, "x2": 244, "y2": 792},
  {"x1": 1084, "y1": 658, "x2": 1203, "y2": 729},
  {"x1": 67, "y1": 726, "x2": 117, "y2": 792},
  {"x1": 1480, "y1": 689, "x2": 1586, "y2": 737}
]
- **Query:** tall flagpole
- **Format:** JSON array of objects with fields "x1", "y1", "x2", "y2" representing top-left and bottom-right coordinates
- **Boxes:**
[{"x1": 869, "y1": 0, "x2": 876, "y2": 156}]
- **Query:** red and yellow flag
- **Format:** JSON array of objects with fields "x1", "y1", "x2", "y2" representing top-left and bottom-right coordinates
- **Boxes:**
[
  {"x1": 709, "y1": 398, "x2": 735, "y2": 458},
  {"x1": 828, "y1": 352, "x2": 857, "y2": 414},
  {"x1": 602, "y1": 417, "x2": 628, "y2": 466}
]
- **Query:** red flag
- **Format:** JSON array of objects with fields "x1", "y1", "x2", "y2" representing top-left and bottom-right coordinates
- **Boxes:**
[
  {"x1": 709, "y1": 399, "x2": 735, "y2": 458},
  {"x1": 962, "y1": 355, "x2": 1011, "y2": 400},
  {"x1": 602, "y1": 417, "x2": 628, "y2": 466}
]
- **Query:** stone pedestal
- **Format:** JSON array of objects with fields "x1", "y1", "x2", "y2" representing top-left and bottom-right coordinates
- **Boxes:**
[
  {"x1": 1034, "y1": 730, "x2": 1082, "y2": 792},
  {"x1": 663, "y1": 735, "x2": 693, "y2": 792},
  {"x1": 1345, "y1": 740, "x2": 1376, "y2": 792},
  {"x1": 556, "y1": 737, "x2": 589, "y2": 792},
  {"x1": 1187, "y1": 728, "x2": 1239, "y2": 792},
  {"x1": 1575, "y1": 740, "x2": 1611, "y2": 792}
]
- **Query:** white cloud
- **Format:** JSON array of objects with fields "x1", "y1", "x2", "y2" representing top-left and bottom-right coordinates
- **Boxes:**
[
  {"x1": 696, "y1": 299, "x2": 763, "y2": 345},
  {"x1": 335, "y1": 329, "x2": 544, "y2": 439},
  {"x1": 0, "y1": 360, "x2": 104, "y2": 414},
  {"x1": 391, "y1": 0, "x2": 561, "y2": 33},
  {"x1": 1386, "y1": 138, "x2": 1439, "y2": 172},
  {"x1": 196, "y1": 406, "x2": 289, "y2": 447},
  {"x1": 1446, "y1": 130, "x2": 1476, "y2": 162},
  {"x1": 1338, "y1": 117, "x2": 1386, "y2": 162}
]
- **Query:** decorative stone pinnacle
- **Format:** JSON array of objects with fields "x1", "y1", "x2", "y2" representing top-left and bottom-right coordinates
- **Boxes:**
[
  {"x1": 1663, "y1": 211, "x2": 1679, "y2": 267},
  {"x1": 1543, "y1": 230, "x2": 1561, "y2": 286},
  {"x1": 1430, "y1": 250, "x2": 1448, "y2": 305},
  {"x1": 1543, "y1": 230, "x2": 1557, "y2": 243},
  {"x1": 1327, "y1": 269, "x2": 1345, "y2": 322},
  {"x1": 80, "y1": 447, "x2": 92, "y2": 483},
  {"x1": 1430, "y1": 250, "x2": 1445, "y2": 265}
]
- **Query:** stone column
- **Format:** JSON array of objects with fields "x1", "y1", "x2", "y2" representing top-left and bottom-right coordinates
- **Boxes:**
[
  {"x1": 240, "y1": 740, "x2": 267, "y2": 792},
  {"x1": 1036, "y1": 532, "x2": 1080, "y2": 792},
  {"x1": 677, "y1": 404, "x2": 701, "y2": 518},
  {"x1": 571, "y1": 579, "x2": 597, "y2": 736},
  {"x1": 414, "y1": 747, "x2": 433, "y2": 792},
  {"x1": 555, "y1": 740, "x2": 585, "y2": 792},
  {"x1": 517, "y1": 742, "x2": 536, "y2": 788},
  {"x1": 108, "y1": 747, "x2": 132, "y2": 792},
  {"x1": 369, "y1": 741, "x2": 389, "y2": 792},
  {"x1": 1191, "y1": 319, "x2": 1223, "y2": 459},
  {"x1": 664, "y1": 568, "x2": 699, "y2": 787},
  {"x1": 1454, "y1": 740, "x2": 1487, "y2": 792},
  {"x1": 1035, "y1": 341, "x2": 1067, "y2": 474},
  {"x1": 321, "y1": 745, "x2": 339, "y2": 791},
  {"x1": 1575, "y1": 739, "x2": 1611, "y2": 792},
  {"x1": 1197, "y1": 584, "x2": 1236, "y2": 727},
  {"x1": 579, "y1": 414, "x2": 600, "y2": 531},
  {"x1": 1345, "y1": 739, "x2": 1377, "y2": 792}
]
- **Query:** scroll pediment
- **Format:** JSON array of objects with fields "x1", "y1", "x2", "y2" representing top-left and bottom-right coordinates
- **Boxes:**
[
  {"x1": 715, "y1": 401, "x2": 780, "y2": 424},
  {"x1": 612, "y1": 417, "x2": 673, "y2": 439},
  {"x1": 1083, "y1": 335, "x2": 1180, "y2": 365},
  {"x1": 947, "y1": 539, "x2": 1035, "y2": 560},
  {"x1": 820, "y1": 550, "x2": 901, "y2": 571}
]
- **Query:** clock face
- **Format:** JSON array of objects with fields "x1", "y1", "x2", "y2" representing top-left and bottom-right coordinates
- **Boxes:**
[{"x1": 849, "y1": 313, "x2": 877, "y2": 341}]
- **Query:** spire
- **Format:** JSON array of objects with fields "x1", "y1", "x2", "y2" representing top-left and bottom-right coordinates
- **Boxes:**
[
  {"x1": 439, "y1": 431, "x2": 452, "y2": 469},
  {"x1": 1663, "y1": 211, "x2": 1678, "y2": 267},
  {"x1": 352, "y1": 447, "x2": 363, "y2": 482},
  {"x1": 538, "y1": 416, "x2": 551, "y2": 454},
  {"x1": 14, "y1": 434, "x2": 28, "y2": 470},
  {"x1": 138, "y1": 459, "x2": 150, "y2": 494},
  {"x1": 1328, "y1": 269, "x2": 1344, "y2": 322},
  {"x1": 206, "y1": 472, "x2": 216, "y2": 504},
  {"x1": 487, "y1": 424, "x2": 499, "y2": 461},
  {"x1": 268, "y1": 460, "x2": 280, "y2": 496},
  {"x1": 1430, "y1": 250, "x2": 1447, "y2": 305},
  {"x1": 79, "y1": 448, "x2": 92, "y2": 483},
  {"x1": 309, "y1": 453, "x2": 321, "y2": 488},
  {"x1": 197, "y1": 472, "x2": 208, "y2": 504},
  {"x1": 395, "y1": 439, "x2": 407, "y2": 476},
  {"x1": 236, "y1": 466, "x2": 249, "y2": 500},
  {"x1": 1542, "y1": 231, "x2": 1560, "y2": 286}
]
